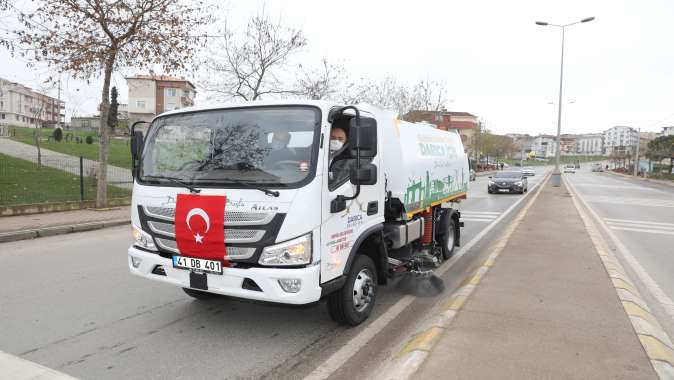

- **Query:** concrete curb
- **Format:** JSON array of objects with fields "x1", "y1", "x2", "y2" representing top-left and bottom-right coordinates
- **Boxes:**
[
  {"x1": 0, "y1": 219, "x2": 130, "y2": 243},
  {"x1": 565, "y1": 176, "x2": 674, "y2": 379},
  {"x1": 475, "y1": 171, "x2": 496, "y2": 177},
  {"x1": 606, "y1": 170, "x2": 674, "y2": 188},
  {"x1": 0, "y1": 350, "x2": 78, "y2": 380},
  {"x1": 374, "y1": 174, "x2": 551, "y2": 380}
]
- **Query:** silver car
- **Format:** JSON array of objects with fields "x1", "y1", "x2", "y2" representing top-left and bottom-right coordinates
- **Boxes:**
[{"x1": 522, "y1": 167, "x2": 535, "y2": 176}]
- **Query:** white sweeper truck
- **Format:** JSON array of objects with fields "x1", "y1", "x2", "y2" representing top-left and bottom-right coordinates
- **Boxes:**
[{"x1": 127, "y1": 100, "x2": 469, "y2": 325}]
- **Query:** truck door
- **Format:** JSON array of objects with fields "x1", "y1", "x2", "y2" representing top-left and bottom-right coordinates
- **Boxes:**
[{"x1": 320, "y1": 113, "x2": 383, "y2": 283}]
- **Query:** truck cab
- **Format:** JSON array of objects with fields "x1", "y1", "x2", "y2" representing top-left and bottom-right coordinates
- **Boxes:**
[{"x1": 128, "y1": 101, "x2": 468, "y2": 325}]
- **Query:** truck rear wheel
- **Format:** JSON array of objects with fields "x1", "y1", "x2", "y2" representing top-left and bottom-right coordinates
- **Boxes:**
[
  {"x1": 327, "y1": 255, "x2": 377, "y2": 326},
  {"x1": 439, "y1": 217, "x2": 456, "y2": 260},
  {"x1": 182, "y1": 287, "x2": 219, "y2": 300}
]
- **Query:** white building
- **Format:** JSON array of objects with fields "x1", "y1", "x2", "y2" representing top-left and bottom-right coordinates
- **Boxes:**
[
  {"x1": 532, "y1": 135, "x2": 556, "y2": 158},
  {"x1": 576, "y1": 133, "x2": 604, "y2": 155},
  {"x1": 662, "y1": 126, "x2": 674, "y2": 137},
  {"x1": 603, "y1": 126, "x2": 638, "y2": 155},
  {"x1": 126, "y1": 75, "x2": 196, "y2": 124},
  {"x1": 0, "y1": 77, "x2": 65, "y2": 128}
]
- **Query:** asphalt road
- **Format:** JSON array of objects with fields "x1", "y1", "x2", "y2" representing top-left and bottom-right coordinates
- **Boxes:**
[
  {"x1": 565, "y1": 165, "x2": 674, "y2": 340},
  {"x1": 0, "y1": 167, "x2": 550, "y2": 380}
]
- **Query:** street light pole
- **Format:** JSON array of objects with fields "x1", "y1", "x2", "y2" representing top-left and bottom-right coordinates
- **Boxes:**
[
  {"x1": 536, "y1": 17, "x2": 595, "y2": 187},
  {"x1": 633, "y1": 128, "x2": 640, "y2": 176}
]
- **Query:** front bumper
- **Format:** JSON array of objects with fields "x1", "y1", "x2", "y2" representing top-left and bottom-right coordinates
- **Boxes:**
[
  {"x1": 127, "y1": 246, "x2": 322, "y2": 305},
  {"x1": 489, "y1": 184, "x2": 523, "y2": 192}
]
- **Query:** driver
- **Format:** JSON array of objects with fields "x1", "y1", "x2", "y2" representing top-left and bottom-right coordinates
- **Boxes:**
[
  {"x1": 329, "y1": 127, "x2": 354, "y2": 185},
  {"x1": 266, "y1": 131, "x2": 296, "y2": 162}
]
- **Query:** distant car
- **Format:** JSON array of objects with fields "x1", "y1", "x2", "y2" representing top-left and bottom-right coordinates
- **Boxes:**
[
  {"x1": 470, "y1": 169, "x2": 476, "y2": 181},
  {"x1": 563, "y1": 164, "x2": 576, "y2": 173},
  {"x1": 521, "y1": 167, "x2": 535, "y2": 176},
  {"x1": 591, "y1": 163, "x2": 604, "y2": 172},
  {"x1": 488, "y1": 171, "x2": 528, "y2": 194}
]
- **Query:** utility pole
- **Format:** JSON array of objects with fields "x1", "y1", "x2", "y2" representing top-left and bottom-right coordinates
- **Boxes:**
[{"x1": 633, "y1": 128, "x2": 640, "y2": 176}]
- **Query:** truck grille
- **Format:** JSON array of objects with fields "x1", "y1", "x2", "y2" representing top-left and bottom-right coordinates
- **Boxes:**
[
  {"x1": 147, "y1": 221, "x2": 265, "y2": 243},
  {"x1": 144, "y1": 206, "x2": 274, "y2": 226},
  {"x1": 154, "y1": 238, "x2": 256, "y2": 259}
]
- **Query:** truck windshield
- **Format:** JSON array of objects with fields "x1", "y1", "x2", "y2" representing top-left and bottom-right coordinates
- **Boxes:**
[{"x1": 139, "y1": 106, "x2": 320, "y2": 187}]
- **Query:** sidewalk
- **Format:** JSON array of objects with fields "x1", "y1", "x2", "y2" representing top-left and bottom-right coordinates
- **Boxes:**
[
  {"x1": 415, "y1": 182, "x2": 658, "y2": 379},
  {"x1": 0, "y1": 207, "x2": 130, "y2": 242}
]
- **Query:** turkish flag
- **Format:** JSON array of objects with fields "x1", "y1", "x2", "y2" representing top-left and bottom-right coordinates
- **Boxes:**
[{"x1": 174, "y1": 194, "x2": 228, "y2": 264}]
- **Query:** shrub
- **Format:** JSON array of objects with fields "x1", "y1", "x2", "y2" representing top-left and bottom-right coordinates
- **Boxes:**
[
  {"x1": 85, "y1": 135, "x2": 94, "y2": 144},
  {"x1": 53, "y1": 128, "x2": 63, "y2": 142}
]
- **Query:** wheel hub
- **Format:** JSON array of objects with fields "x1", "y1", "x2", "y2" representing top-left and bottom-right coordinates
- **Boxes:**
[{"x1": 353, "y1": 268, "x2": 374, "y2": 312}]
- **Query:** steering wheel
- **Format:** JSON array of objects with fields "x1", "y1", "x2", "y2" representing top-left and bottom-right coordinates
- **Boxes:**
[{"x1": 269, "y1": 160, "x2": 300, "y2": 170}]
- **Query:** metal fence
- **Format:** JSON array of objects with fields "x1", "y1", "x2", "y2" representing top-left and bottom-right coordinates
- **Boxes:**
[{"x1": 0, "y1": 154, "x2": 132, "y2": 207}]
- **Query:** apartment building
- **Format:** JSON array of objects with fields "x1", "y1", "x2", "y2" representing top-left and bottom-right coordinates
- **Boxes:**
[
  {"x1": 603, "y1": 126, "x2": 638, "y2": 155},
  {"x1": 576, "y1": 133, "x2": 603, "y2": 155},
  {"x1": 559, "y1": 134, "x2": 578, "y2": 156},
  {"x1": 662, "y1": 126, "x2": 674, "y2": 137},
  {"x1": 402, "y1": 110, "x2": 479, "y2": 154},
  {"x1": 0, "y1": 77, "x2": 65, "y2": 128},
  {"x1": 532, "y1": 135, "x2": 557, "y2": 158},
  {"x1": 126, "y1": 75, "x2": 196, "y2": 124}
]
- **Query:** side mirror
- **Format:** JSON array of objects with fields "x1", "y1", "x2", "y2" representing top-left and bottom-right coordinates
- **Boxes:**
[
  {"x1": 130, "y1": 130, "x2": 144, "y2": 159},
  {"x1": 348, "y1": 117, "x2": 377, "y2": 158},
  {"x1": 350, "y1": 163, "x2": 377, "y2": 186}
]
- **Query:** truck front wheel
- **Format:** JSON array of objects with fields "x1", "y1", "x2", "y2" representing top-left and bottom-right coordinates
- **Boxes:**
[
  {"x1": 327, "y1": 255, "x2": 377, "y2": 326},
  {"x1": 439, "y1": 217, "x2": 456, "y2": 260}
]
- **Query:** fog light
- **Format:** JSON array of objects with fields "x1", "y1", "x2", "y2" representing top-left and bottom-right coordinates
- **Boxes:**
[
  {"x1": 278, "y1": 279, "x2": 302, "y2": 293},
  {"x1": 131, "y1": 256, "x2": 142, "y2": 268}
]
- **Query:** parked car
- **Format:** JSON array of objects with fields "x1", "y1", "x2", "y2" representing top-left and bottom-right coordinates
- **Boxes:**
[
  {"x1": 591, "y1": 163, "x2": 604, "y2": 172},
  {"x1": 563, "y1": 164, "x2": 576, "y2": 173},
  {"x1": 488, "y1": 171, "x2": 528, "y2": 194},
  {"x1": 521, "y1": 167, "x2": 535, "y2": 176},
  {"x1": 470, "y1": 169, "x2": 476, "y2": 181}
]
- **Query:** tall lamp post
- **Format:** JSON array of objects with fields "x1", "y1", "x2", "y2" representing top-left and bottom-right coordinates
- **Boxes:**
[{"x1": 536, "y1": 17, "x2": 595, "y2": 187}]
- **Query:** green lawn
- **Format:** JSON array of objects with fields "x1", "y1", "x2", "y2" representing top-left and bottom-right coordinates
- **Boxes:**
[
  {"x1": 0, "y1": 153, "x2": 131, "y2": 206},
  {"x1": 503, "y1": 155, "x2": 606, "y2": 167},
  {"x1": 9, "y1": 126, "x2": 132, "y2": 169}
]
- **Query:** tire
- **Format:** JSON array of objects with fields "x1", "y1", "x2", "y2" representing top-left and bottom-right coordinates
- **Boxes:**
[
  {"x1": 438, "y1": 216, "x2": 456, "y2": 260},
  {"x1": 182, "y1": 287, "x2": 220, "y2": 300},
  {"x1": 327, "y1": 255, "x2": 377, "y2": 326}
]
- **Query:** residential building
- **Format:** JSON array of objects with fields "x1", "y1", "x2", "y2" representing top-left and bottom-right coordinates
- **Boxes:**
[
  {"x1": 576, "y1": 133, "x2": 604, "y2": 155},
  {"x1": 0, "y1": 77, "x2": 65, "y2": 128},
  {"x1": 126, "y1": 75, "x2": 196, "y2": 124},
  {"x1": 402, "y1": 110, "x2": 479, "y2": 153},
  {"x1": 661, "y1": 126, "x2": 674, "y2": 137},
  {"x1": 603, "y1": 126, "x2": 638, "y2": 155},
  {"x1": 506, "y1": 133, "x2": 535, "y2": 159},
  {"x1": 532, "y1": 135, "x2": 556, "y2": 158}
]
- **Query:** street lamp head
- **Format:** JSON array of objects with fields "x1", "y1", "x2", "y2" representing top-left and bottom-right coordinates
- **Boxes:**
[
  {"x1": 536, "y1": 21, "x2": 549, "y2": 26},
  {"x1": 581, "y1": 17, "x2": 595, "y2": 23}
]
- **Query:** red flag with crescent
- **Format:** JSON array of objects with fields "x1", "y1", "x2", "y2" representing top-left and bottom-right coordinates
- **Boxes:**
[{"x1": 175, "y1": 194, "x2": 228, "y2": 264}]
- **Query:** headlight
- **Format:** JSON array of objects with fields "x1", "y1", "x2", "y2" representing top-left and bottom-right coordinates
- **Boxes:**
[
  {"x1": 259, "y1": 233, "x2": 312, "y2": 266},
  {"x1": 132, "y1": 225, "x2": 157, "y2": 251},
  {"x1": 515, "y1": 181, "x2": 523, "y2": 186},
  {"x1": 488, "y1": 181, "x2": 495, "y2": 185}
]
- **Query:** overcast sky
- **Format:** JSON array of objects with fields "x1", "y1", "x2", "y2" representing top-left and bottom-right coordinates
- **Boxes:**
[{"x1": 2, "y1": 0, "x2": 673, "y2": 136}]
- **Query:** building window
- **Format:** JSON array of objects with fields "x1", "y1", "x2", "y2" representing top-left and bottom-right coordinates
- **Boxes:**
[
  {"x1": 136, "y1": 100, "x2": 145, "y2": 109},
  {"x1": 166, "y1": 102, "x2": 177, "y2": 110},
  {"x1": 165, "y1": 88, "x2": 178, "y2": 97},
  {"x1": 1, "y1": 113, "x2": 4, "y2": 119}
]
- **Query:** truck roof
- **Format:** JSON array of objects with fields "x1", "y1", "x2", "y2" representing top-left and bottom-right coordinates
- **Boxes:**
[{"x1": 157, "y1": 99, "x2": 391, "y2": 120}]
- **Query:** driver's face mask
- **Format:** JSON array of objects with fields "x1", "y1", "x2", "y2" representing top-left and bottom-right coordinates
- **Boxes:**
[
  {"x1": 270, "y1": 140, "x2": 288, "y2": 151},
  {"x1": 329, "y1": 139, "x2": 343, "y2": 152}
]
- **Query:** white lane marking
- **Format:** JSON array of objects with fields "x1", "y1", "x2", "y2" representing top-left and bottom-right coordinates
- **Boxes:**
[
  {"x1": 586, "y1": 196, "x2": 674, "y2": 208},
  {"x1": 609, "y1": 227, "x2": 674, "y2": 236},
  {"x1": 0, "y1": 350, "x2": 77, "y2": 380},
  {"x1": 565, "y1": 177, "x2": 674, "y2": 321},
  {"x1": 460, "y1": 211, "x2": 501, "y2": 215},
  {"x1": 607, "y1": 222, "x2": 674, "y2": 231},
  {"x1": 461, "y1": 218, "x2": 495, "y2": 223},
  {"x1": 605, "y1": 218, "x2": 674, "y2": 228},
  {"x1": 304, "y1": 172, "x2": 551, "y2": 380}
]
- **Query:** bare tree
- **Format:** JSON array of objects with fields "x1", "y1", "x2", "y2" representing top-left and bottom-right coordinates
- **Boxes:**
[
  {"x1": 203, "y1": 13, "x2": 307, "y2": 101},
  {"x1": 17, "y1": 0, "x2": 212, "y2": 207},
  {"x1": 411, "y1": 78, "x2": 447, "y2": 112},
  {"x1": 295, "y1": 59, "x2": 346, "y2": 100}
]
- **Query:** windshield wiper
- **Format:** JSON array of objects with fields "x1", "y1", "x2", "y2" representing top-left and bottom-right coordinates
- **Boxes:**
[
  {"x1": 212, "y1": 178, "x2": 281, "y2": 197},
  {"x1": 142, "y1": 175, "x2": 201, "y2": 194}
]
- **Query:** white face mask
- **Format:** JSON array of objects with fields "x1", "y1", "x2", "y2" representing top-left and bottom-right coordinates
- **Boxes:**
[{"x1": 329, "y1": 139, "x2": 344, "y2": 152}]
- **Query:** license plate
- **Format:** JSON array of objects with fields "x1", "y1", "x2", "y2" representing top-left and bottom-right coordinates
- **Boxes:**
[
  {"x1": 172, "y1": 256, "x2": 223, "y2": 274},
  {"x1": 499, "y1": 189, "x2": 509, "y2": 192}
]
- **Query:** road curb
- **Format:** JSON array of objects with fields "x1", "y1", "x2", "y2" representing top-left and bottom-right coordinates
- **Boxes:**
[
  {"x1": 374, "y1": 174, "x2": 550, "y2": 380},
  {"x1": 565, "y1": 176, "x2": 674, "y2": 379},
  {"x1": 0, "y1": 219, "x2": 130, "y2": 243},
  {"x1": 606, "y1": 170, "x2": 674, "y2": 188},
  {"x1": 0, "y1": 350, "x2": 78, "y2": 380}
]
